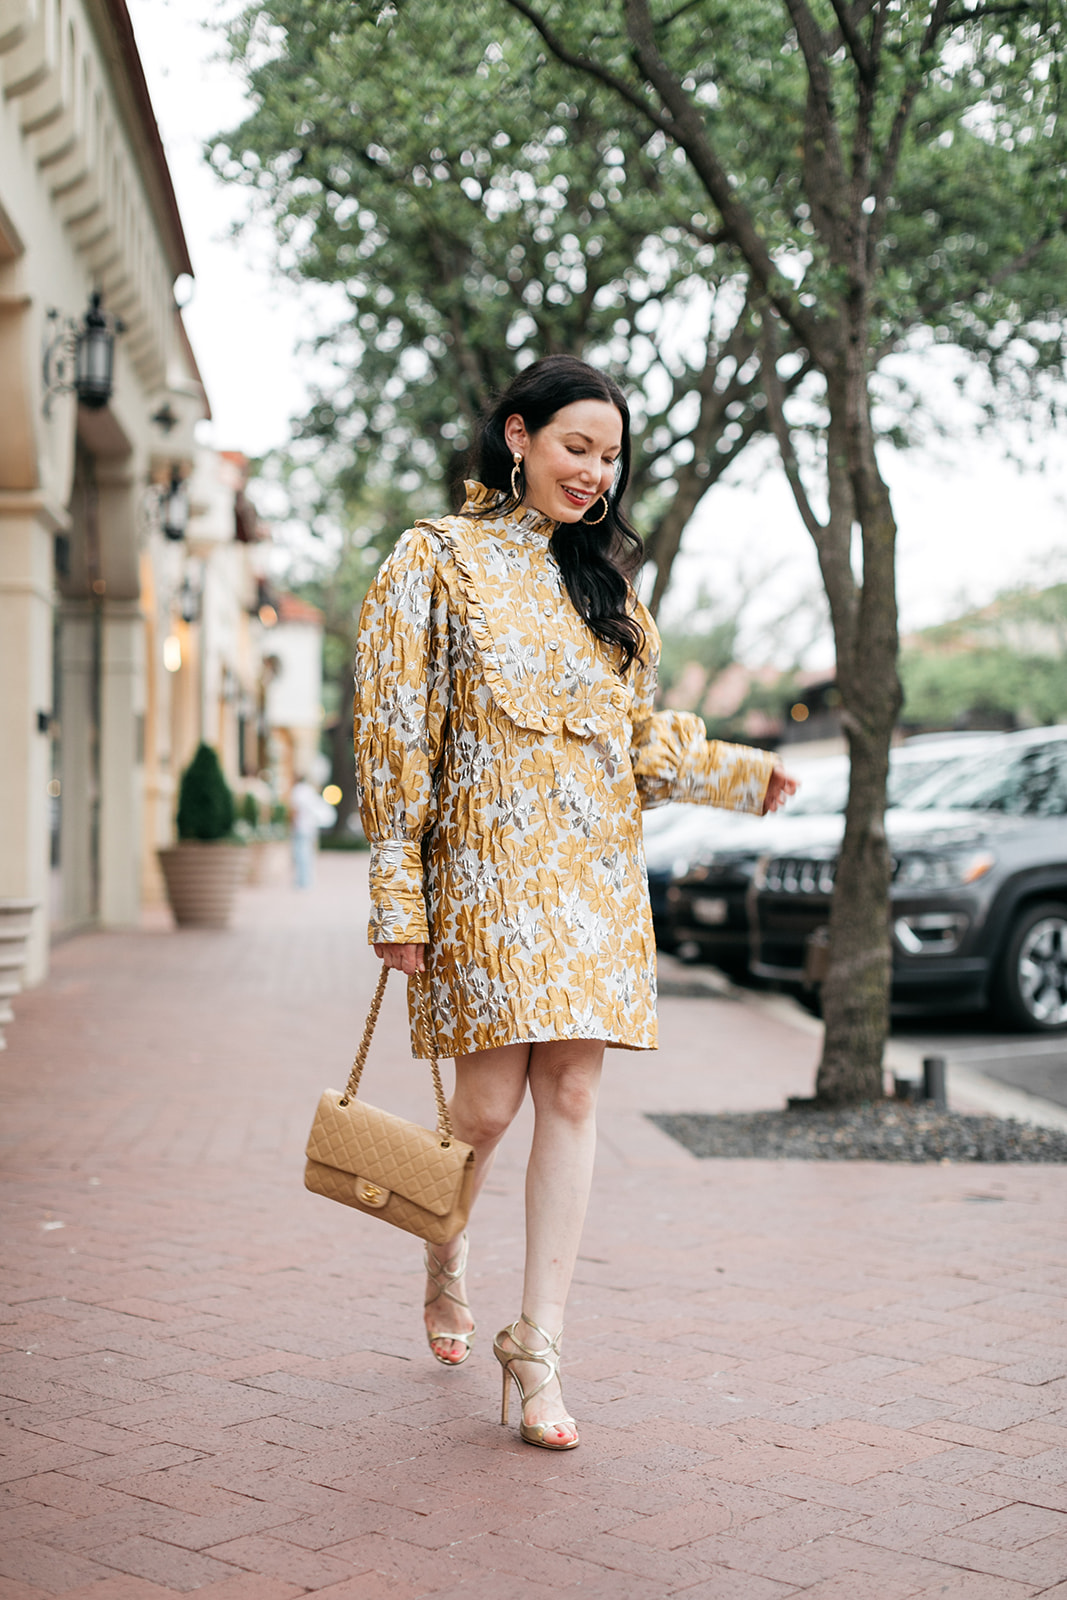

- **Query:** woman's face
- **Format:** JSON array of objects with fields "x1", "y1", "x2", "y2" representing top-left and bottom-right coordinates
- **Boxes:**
[{"x1": 504, "y1": 399, "x2": 623, "y2": 524}]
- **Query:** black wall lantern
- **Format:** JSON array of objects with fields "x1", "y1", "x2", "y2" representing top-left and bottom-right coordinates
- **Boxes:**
[
  {"x1": 75, "y1": 292, "x2": 117, "y2": 408},
  {"x1": 161, "y1": 465, "x2": 190, "y2": 541},
  {"x1": 150, "y1": 401, "x2": 179, "y2": 433},
  {"x1": 178, "y1": 572, "x2": 201, "y2": 623},
  {"x1": 43, "y1": 291, "x2": 125, "y2": 418}
]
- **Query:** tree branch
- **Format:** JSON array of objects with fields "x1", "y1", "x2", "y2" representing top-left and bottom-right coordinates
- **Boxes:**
[
  {"x1": 946, "y1": 2, "x2": 1037, "y2": 19},
  {"x1": 781, "y1": 0, "x2": 835, "y2": 112},
  {"x1": 645, "y1": 410, "x2": 766, "y2": 614},
  {"x1": 622, "y1": 0, "x2": 827, "y2": 352},
  {"x1": 846, "y1": 4, "x2": 883, "y2": 238},
  {"x1": 828, "y1": 0, "x2": 874, "y2": 80},
  {"x1": 759, "y1": 320, "x2": 827, "y2": 543},
  {"x1": 989, "y1": 211, "x2": 1067, "y2": 286},
  {"x1": 825, "y1": 0, "x2": 878, "y2": 52},
  {"x1": 502, "y1": 0, "x2": 681, "y2": 141},
  {"x1": 655, "y1": 0, "x2": 706, "y2": 25},
  {"x1": 868, "y1": 0, "x2": 955, "y2": 260},
  {"x1": 504, "y1": 0, "x2": 827, "y2": 356},
  {"x1": 782, "y1": 0, "x2": 853, "y2": 261}
]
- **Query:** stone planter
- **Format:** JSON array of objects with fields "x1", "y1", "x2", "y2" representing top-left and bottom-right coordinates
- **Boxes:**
[
  {"x1": 0, "y1": 899, "x2": 37, "y2": 1049},
  {"x1": 157, "y1": 843, "x2": 246, "y2": 930}
]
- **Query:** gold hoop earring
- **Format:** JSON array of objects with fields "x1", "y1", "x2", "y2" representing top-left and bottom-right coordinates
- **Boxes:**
[
  {"x1": 584, "y1": 496, "x2": 608, "y2": 525},
  {"x1": 510, "y1": 454, "x2": 524, "y2": 501}
]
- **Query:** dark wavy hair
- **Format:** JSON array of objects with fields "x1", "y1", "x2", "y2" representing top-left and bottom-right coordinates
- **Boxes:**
[{"x1": 467, "y1": 355, "x2": 645, "y2": 671}]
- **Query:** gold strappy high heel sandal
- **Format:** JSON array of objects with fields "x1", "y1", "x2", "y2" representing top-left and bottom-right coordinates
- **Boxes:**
[
  {"x1": 423, "y1": 1233, "x2": 475, "y2": 1366},
  {"x1": 493, "y1": 1316, "x2": 579, "y2": 1450}
]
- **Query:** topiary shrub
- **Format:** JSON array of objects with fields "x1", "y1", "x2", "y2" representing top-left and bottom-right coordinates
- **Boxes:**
[
  {"x1": 176, "y1": 744, "x2": 236, "y2": 841},
  {"x1": 238, "y1": 791, "x2": 259, "y2": 829}
]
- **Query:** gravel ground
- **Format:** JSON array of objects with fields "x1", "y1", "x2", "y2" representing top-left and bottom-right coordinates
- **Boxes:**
[{"x1": 649, "y1": 1103, "x2": 1067, "y2": 1163}]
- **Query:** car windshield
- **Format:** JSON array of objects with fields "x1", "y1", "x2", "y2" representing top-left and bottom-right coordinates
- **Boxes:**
[
  {"x1": 786, "y1": 762, "x2": 848, "y2": 815},
  {"x1": 785, "y1": 746, "x2": 987, "y2": 817},
  {"x1": 905, "y1": 739, "x2": 1067, "y2": 817},
  {"x1": 887, "y1": 751, "x2": 975, "y2": 807}
]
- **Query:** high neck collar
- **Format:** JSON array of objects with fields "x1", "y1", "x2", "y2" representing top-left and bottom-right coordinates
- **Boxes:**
[{"x1": 460, "y1": 479, "x2": 557, "y2": 545}]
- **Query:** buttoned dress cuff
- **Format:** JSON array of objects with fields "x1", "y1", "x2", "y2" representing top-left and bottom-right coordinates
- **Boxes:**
[{"x1": 367, "y1": 839, "x2": 430, "y2": 945}]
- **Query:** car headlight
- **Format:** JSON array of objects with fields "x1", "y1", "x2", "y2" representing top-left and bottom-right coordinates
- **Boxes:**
[{"x1": 892, "y1": 849, "x2": 995, "y2": 891}]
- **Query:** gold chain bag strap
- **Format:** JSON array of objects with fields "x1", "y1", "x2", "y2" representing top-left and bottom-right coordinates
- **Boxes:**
[{"x1": 304, "y1": 967, "x2": 475, "y2": 1244}]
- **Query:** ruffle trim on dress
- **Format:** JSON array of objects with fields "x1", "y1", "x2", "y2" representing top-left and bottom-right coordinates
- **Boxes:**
[
  {"x1": 415, "y1": 509, "x2": 635, "y2": 742},
  {"x1": 459, "y1": 480, "x2": 556, "y2": 544}
]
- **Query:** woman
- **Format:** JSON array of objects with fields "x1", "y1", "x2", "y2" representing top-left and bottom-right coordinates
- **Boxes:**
[{"x1": 354, "y1": 355, "x2": 795, "y2": 1451}]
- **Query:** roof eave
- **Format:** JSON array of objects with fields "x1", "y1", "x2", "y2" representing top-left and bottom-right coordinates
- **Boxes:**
[{"x1": 88, "y1": 0, "x2": 194, "y2": 282}]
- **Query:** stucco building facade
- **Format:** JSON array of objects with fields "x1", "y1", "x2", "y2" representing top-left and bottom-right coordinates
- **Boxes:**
[{"x1": 0, "y1": 0, "x2": 322, "y2": 984}]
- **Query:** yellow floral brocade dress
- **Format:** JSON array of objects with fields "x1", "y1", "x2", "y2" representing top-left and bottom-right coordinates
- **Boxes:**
[{"x1": 353, "y1": 483, "x2": 776, "y2": 1058}]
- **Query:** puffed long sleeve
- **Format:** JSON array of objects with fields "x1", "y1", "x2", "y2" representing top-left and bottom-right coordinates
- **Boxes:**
[
  {"x1": 628, "y1": 603, "x2": 777, "y2": 815},
  {"x1": 353, "y1": 529, "x2": 451, "y2": 944}
]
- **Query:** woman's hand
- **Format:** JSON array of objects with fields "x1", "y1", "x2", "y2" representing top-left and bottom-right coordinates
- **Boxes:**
[
  {"x1": 373, "y1": 942, "x2": 427, "y2": 974},
  {"x1": 763, "y1": 763, "x2": 799, "y2": 815}
]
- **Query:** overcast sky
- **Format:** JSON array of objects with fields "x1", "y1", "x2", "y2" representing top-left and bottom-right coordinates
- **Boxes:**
[{"x1": 127, "y1": 0, "x2": 1067, "y2": 667}]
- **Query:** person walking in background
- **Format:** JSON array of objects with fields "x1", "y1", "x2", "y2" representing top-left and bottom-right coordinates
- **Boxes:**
[
  {"x1": 288, "y1": 775, "x2": 333, "y2": 889},
  {"x1": 353, "y1": 355, "x2": 796, "y2": 1450}
]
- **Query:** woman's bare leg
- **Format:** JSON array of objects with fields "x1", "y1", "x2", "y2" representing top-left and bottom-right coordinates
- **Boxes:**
[
  {"x1": 424, "y1": 1042, "x2": 530, "y2": 1361},
  {"x1": 497, "y1": 1039, "x2": 604, "y2": 1443}
]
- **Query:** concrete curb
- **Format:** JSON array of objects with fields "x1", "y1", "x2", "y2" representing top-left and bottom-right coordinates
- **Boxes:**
[{"x1": 734, "y1": 981, "x2": 1067, "y2": 1133}]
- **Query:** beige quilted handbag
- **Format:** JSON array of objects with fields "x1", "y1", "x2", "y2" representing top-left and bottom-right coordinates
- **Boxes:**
[{"x1": 304, "y1": 966, "x2": 475, "y2": 1244}]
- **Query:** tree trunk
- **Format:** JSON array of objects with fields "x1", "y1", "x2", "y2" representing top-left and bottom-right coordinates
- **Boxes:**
[
  {"x1": 816, "y1": 715, "x2": 894, "y2": 1103},
  {"x1": 645, "y1": 473, "x2": 711, "y2": 618},
  {"x1": 814, "y1": 345, "x2": 903, "y2": 1105}
]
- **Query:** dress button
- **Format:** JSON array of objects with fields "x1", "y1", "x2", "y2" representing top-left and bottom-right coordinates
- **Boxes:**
[{"x1": 547, "y1": 640, "x2": 559, "y2": 651}]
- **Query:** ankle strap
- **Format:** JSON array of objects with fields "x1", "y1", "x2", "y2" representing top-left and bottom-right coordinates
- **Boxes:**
[
  {"x1": 425, "y1": 1233, "x2": 468, "y2": 1278},
  {"x1": 515, "y1": 1314, "x2": 563, "y2": 1354}
]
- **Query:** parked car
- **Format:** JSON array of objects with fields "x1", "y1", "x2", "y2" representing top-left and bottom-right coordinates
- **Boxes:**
[
  {"x1": 643, "y1": 755, "x2": 847, "y2": 953},
  {"x1": 750, "y1": 726, "x2": 1067, "y2": 1030},
  {"x1": 659, "y1": 733, "x2": 1005, "y2": 973}
]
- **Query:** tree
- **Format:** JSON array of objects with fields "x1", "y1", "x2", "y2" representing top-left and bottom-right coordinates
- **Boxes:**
[
  {"x1": 214, "y1": 4, "x2": 1062, "y2": 624},
  {"x1": 902, "y1": 581, "x2": 1067, "y2": 727},
  {"x1": 215, "y1": 0, "x2": 1067, "y2": 1102},
  {"x1": 213, "y1": 2, "x2": 808, "y2": 609},
  {"x1": 504, "y1": 0, "x2": 1067, "y2": 1102},
  {"x1": 903, "y1": 647, "x2": 1067, "y2": 726}
]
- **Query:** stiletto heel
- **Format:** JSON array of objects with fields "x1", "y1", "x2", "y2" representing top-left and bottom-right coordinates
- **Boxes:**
[
  {"x1": 500, "y1": 1364, "x2": 511, "y2": 1426},
  {"x1": 423, "y1": 1233, "x2": 475, "y2": 1366},
  {"x1": 492, "y1": 1316, "x2": 579, "y2": 1450}
]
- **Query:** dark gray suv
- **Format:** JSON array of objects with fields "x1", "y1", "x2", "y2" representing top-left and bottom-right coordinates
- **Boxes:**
[{"x1": 750, "y1": 727, "x2": 1067, "y2": 1030}]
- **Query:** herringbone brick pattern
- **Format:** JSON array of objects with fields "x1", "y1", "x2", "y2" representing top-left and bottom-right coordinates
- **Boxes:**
[{"x1": 1, "y1": 854, "x2": 1065, "y2": 1597}]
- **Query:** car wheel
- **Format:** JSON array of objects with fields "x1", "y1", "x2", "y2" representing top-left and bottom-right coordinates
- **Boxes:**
[{"x1": 994, "y1": 902, "x2": 1067, "y2": 1032}]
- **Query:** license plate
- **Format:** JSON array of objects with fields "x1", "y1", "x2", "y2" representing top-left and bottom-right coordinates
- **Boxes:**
[{"x1": 693, "y1": 896, "x2": 728, "y2": 926}]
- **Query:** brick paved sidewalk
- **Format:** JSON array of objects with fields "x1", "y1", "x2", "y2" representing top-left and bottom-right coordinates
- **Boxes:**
[{"x1": 2, "y1": 853, "x2": 1066, "y2": 1600}]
